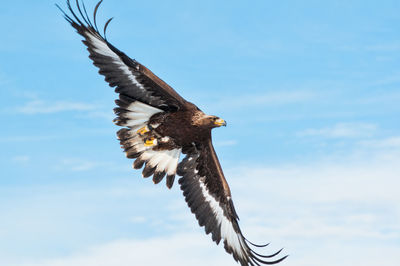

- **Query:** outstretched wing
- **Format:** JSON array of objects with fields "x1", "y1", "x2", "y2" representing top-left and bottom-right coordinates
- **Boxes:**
[
  {"x1": 57, "y1": 0, "x2": 188, "y2": 112},
  {"x1": 58, "y1": 0, "x2": 189, "y2": 187},
  {"x1": 177, "y1": 139, "x2": 287, "y2": 266}
]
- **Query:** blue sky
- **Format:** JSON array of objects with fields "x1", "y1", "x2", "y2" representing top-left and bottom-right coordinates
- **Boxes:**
[{"x1": 1, "y1": 0, "x2": 399, "y2": 265}]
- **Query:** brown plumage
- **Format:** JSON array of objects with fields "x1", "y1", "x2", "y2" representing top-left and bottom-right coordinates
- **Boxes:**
[{"x1": 57, "y1": 1, "x2": 287, "y2": 265}]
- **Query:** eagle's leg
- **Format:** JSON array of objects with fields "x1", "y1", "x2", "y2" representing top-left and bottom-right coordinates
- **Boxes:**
[
  {"x1": 137, "y1": 126, "x2": 150, "y2": 136},
  {"x1": 144, "y1": 137, "x2": 157, "y2": 147}
]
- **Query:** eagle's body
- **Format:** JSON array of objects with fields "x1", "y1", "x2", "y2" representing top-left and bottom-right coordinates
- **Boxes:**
[
  {"x1": 151, "y1": 109, "x2": 212, "y2": 146},
  {"x1": 58, "y1": 1, "x2": 287, "y2": 265}
]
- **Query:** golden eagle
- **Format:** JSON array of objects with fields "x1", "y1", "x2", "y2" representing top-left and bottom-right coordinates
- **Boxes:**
[{"x1": 58, "y1": 1, "x2": 287, "y2": 265}]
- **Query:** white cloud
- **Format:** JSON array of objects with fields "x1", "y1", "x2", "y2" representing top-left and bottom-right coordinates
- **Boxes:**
[
  {"x1": 16, "y1": 99, "x2": 97, "y2": 114},
  {"x1": 216, "y1": 90, "x2": 316, "y2": 109},
  {"x1": 52, "y1": 157, "x2": 132, "y2": 173},
  {"x1": 78, "y1": 110, "x2": 114, "y2": 120},
  {"x1": 214, "y1": 139, "x2": 237, "y2": 147},
  {"x1": 0, "y1": 135, "x2": 59, "y2": 143},
  {"x1": 297, "y1": 122, "x2": 378, "y2": 138},
  {"x1": 2, "y1": 142, "x2": 400, "y2": 266},
  {"x1": 358, "y1": 136, "x2": 400, "y2": 149},
  {"x1": 0, "y1": 72, "x2": 9, "y2": 85},
  {"x1": 10, "y1": 217, "x2": 400, "y2": 266},
  {"x1": 15, "y1": 234, "x2": 233, "y2": 266},
  {"x1": 368, "y1": 72, "x2": 400, "y2": 87},
  {"x1": 11, "y1": 155, "x2": 30, "y2": 163},
  {"x1": 55, "y1": 158, "x2": 117, "y2": 172},
  {"x1": 231, "y1": 155, "x2": 400, "y2": 205},
  {"x1": 128, "y1": 216, "x2": 147, "y2": 224},
  {"x1": 365, "y1": 42, "x2": 400, "y2": 52}
]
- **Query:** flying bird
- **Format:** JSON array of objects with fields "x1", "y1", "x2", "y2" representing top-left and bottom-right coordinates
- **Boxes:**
[{"x1": 57, "y1": 1, "x2": 287, "y2": 265}]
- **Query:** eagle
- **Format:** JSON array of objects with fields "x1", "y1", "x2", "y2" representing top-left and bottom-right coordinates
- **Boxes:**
[{"x1": 57, "y1": 1, "x2": 288, "y2": 265}]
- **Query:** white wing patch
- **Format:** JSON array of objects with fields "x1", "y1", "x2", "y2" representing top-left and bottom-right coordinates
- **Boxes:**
[
  {"x1": 85, "y1": 32, "x2": 145, "y2": 90},
  {"x1": 140, "y1": 148, "x2": 181, "y2": 176},
  {"x1": 115, "y1": 101, "x2": 180, "y2": 178},
  {"x1": 117, "y1": 101, "x2": 162, "y2": 129},
  {"x1": 199, "y1": 180, "x2": 247, "y2": 260}
]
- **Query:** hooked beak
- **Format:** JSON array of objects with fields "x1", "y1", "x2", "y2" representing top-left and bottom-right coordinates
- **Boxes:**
[{"x1": 214, "y1": 118, "x2": 227, "y2": 127}]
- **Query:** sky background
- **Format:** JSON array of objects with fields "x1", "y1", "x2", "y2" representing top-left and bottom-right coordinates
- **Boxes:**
[{"x1": 1, "y1": 0, "x2": 399, "y2": 265}]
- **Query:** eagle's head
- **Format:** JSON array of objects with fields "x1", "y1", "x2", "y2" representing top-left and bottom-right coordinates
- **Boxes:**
[
  {"x1": 193, "y1": 114, "x2": 226, "y2": 129},
  {"x1": 212, "y1": 116, "x2": 227, "y2": 128}
]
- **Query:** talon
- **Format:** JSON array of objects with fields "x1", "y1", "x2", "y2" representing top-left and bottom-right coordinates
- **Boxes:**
[
  {"x1": 144, "y1": 137, "x2": 157, "y2": 147},
  {"x1": 137, "y1": 126, "x2": 149, "y2": 136}
]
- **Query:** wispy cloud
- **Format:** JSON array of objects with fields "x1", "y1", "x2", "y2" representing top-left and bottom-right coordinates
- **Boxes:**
[
  {"x1": 0, "y1": 135, "x2": 59, "y2": 143},
  {"x1": 78, "y1": 110, "x2": 114, "y2": 121},
  {"x1": 338, "y1": 41, "x2": 400, "y2": 53},
  {"x1": 12, "y1": 233, "x2": 400, "y2": 266},
  {"x1": 216, "y1": 90, "x2": 317, "y2": 109},
  {"x1": 3, "y1": 146, "x2": 400, "y2": 266},
  {"x1": 8, "y1": 152, "x2": 400, "y2": 266},
  {"x1": 11, "y1": 155, "x2": 30, "y2": 164},
  {"x1": 365, "y1": 41, "x2": 400, "y2": 52},
  {"x1": 53, "y1": 157, "x2": 128, "y2": 173},
  {"x1": 16, "y1": 99, "x2": 97, "y2": 115},
  {"x1": 0, "y1": 71, "x2": 9, "y2": 85},
  {"x1": 15, "y1": 234, "x2": 233, "y2": 266},
  {"x1": 214, "y1": 139, "x2": 237, "y2": 147},
  {"x1": 297, "y1": 122, "x2": 378, "y2": 138},
  {"x1": 368, "y1": 72, "x2": 400, "y2": 87},
  {"x1": 55, "y1": 158, "x2": 100, "y2": 172},
  {"x1": 358, "y1": 136, "x2": 400, "y2": 149}
]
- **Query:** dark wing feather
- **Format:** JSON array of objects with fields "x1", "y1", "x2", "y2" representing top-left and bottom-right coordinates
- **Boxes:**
[
  {"x1": 57, "y1": 1, "x2": 186, "y2": 187},
  {"x1": 177, "y1": 139, "x2": 288, "y2": 266},
  {"x1": 57, "y1": 0, "x2": 188, "y2": 112}
]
